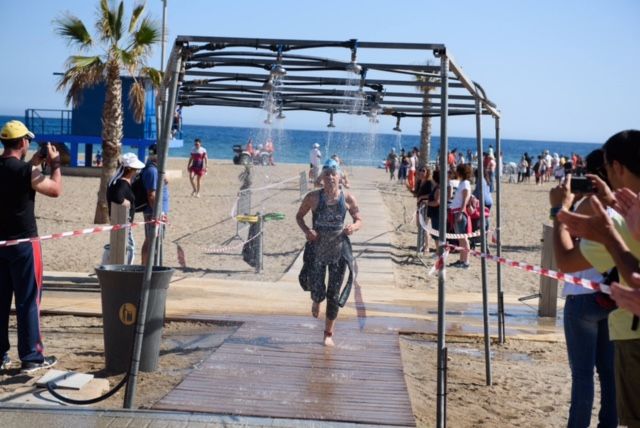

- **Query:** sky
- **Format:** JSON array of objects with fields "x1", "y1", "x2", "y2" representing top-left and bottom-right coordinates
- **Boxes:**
[{"x1": 1, "y1": 0, "x2": 638, "y2": 143}]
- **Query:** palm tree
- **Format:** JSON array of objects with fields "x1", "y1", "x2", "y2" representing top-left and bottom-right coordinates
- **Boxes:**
[
  {"x1": 416, "y1": 62, "x2": 438, "y2": 167},
  {"x1": 55, "y1": 0, "x2": 162, "y2": 223}
]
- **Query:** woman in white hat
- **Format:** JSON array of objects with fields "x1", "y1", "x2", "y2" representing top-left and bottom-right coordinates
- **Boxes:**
[{"x1": 105, "y1": 153, "x2": 145, "y2": 264}]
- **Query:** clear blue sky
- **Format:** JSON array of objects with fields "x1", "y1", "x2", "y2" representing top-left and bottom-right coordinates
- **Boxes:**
[{"x1": 1, "y1": 0, "x2": 638, "y2": 143}]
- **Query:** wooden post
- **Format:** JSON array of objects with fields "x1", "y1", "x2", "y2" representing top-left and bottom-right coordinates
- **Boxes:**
[
  {"x1": 109, "y1": 203, "x2": 128, "y2": 265},
  {"x1": 538, "y1": 224, "x2": 558, "y2": 317}
]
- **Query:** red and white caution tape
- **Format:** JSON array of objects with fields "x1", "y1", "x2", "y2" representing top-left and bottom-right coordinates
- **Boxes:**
[
  {"x1": 438, "y1": 243, "x2": 611, "y2": 294},
  {"x1": 0, "y1": 219, "x2": 166, "y2": 249},
  {"x1": 428, "y1": 245, "x2": 450, "y2": 278}
]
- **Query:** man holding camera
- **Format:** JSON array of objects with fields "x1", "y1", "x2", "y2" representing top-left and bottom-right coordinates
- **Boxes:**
[{"x1": 0, "y1": 120, "x2": 62, "y2": 373}]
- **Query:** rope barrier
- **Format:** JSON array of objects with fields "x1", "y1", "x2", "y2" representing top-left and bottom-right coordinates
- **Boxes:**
[
  {"x1": 204, "y1": 230, "x2": 263, "y2": 254},
  {"x1": 231, "y1": 175, "x2": 299, "y2": 223},
  {"x1": 237, "y1": 175, "x2": 299, "y2": 194}
]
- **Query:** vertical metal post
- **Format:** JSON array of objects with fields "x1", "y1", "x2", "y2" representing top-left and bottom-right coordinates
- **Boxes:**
[
  {"x1": 156, "y1": 0, "x2": 168, "y2": 150},
  {"x1": 416, "y1": 205, "x2": 424, "y2": 254},
  {"x1": 436, "y1": 50, "x2": 449, "y2": 428},
  {"x1": 160, "y1": 0, "x2": 167, "y2": 71},
  {"x1": 475, "y1": 99, "x2": 492, "y2": 386},
  {"x1": 123, "y1": 49, "x2": 182, "y2": 409},
  {"x1": 494, "y1": 116, "x2": 505, "y2": 343}
]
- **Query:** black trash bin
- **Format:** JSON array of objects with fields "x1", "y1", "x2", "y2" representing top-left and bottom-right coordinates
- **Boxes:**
[{"x1": 95, "y1": 265, "x2": 174, "y2": 373}]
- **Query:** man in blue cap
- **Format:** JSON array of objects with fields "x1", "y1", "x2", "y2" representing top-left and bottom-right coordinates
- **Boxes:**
[{"x1": 296, "y1": 158, "x2": 362, "y2": 346}]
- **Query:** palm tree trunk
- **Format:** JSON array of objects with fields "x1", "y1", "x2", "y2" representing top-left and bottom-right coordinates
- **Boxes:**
[
  {"x1": 419, "y1": 89, "x2": 432, "y2": 167},
  {"x1": 94, "y1": 59, "x2": 123, "y2": 224}
]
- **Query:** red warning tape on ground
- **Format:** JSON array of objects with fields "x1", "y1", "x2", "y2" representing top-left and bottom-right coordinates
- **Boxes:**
[
  {"x1": 0, "y1": 219, "x2": 166, "y2": 248},
  {"x1": 432, "y1": 243, "x2": 611, "y2": 294}
]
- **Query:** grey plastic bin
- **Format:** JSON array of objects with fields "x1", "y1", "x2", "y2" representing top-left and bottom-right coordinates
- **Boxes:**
[{"x1": 96, "y1": 265, "x2": 174, "y2": 373}]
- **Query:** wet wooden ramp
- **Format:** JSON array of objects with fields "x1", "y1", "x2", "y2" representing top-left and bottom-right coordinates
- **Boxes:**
[{"x1": 154, "y1": 317, "x2": 416, "y2": 426}]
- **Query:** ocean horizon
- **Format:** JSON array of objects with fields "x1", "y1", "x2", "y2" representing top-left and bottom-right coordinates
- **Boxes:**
[{"x1": 1, "y1": 114, "x2": 600, "y2": 167}]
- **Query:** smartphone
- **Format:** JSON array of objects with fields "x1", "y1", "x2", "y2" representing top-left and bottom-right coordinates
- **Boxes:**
[{"x1": 570, "y1": 176, "x2": 594, "y2": 193}]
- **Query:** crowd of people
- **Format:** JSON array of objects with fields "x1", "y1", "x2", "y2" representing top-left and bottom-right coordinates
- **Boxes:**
[
  {"x1": 508, "y1": 150, "x2": 587, "y2": 185},
  {"x1": 385, "y1": 145, "x2": 495, "y2": 270}
]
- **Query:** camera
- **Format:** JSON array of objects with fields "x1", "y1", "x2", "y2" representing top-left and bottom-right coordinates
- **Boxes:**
[
  {"x1": 570, "y1": 176, "x2": 594, "y2": 193},
  {"x1": 38, "y1": 143, "x2": 49, "y2": 158}
]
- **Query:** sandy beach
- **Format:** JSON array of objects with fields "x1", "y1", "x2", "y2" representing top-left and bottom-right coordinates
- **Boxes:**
[{"x1": 29, "y1": 158, "x2": 582, "y2": 426}]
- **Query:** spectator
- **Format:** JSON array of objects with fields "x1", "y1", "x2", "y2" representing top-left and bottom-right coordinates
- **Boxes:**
[
  {"x1": 448, "y1": 163, "x2": 472, "y2": 268},
  {"x1": 0, "y1": 120, "x2": 62, "y2": 373},
  {"x1": 141, "y1": 144, "x2": 169, "y2": 266},
  {"x1": 309, "y1": 143, "x2": 322, "y2": 184},
  {"x1": 549, "y1": 148, "x2": 617, "y2": 427},
  {"x1": 106, "y1": 153, "x2": 145, "y2": 264},
  {"x1": 555, "y1": 130, "x2": 640, "y2": 427},
  {"x1": 187, "y1": 138, "x2": 207, "y2": 198}
]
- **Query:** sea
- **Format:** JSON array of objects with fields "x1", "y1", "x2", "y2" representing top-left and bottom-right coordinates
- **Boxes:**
[{"x1": 1, "y1": 114, "x2": 600, "y2": 167}]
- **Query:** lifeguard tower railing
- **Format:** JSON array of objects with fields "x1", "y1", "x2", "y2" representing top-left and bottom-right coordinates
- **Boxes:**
[{"x1": 26, "y1": 76, "x2": 183, "y2": 167}]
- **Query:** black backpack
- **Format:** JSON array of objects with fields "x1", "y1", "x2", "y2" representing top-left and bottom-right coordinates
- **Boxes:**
[{"x1": 131, "y1": 169, "x2": 149, "y2": 212}]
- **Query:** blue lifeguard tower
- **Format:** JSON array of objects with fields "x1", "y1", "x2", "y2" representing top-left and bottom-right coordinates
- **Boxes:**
[{"x1": 26, "y1": 76, "x2": 183, "y2": 167}]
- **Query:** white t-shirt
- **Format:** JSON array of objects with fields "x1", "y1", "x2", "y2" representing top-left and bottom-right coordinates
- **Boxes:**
[
  {"x1": 561, "y1": 268, "x2": 601, "y2": 296},
  {"x1": 309, "y1": 148, "x2": 321, "y2": 166},
  {"x1": 191, "y1": 146, "x2": 207, "y2": 155},
  {"x1": 450, "y1": 179, "x2": 470, "y2": 209}
]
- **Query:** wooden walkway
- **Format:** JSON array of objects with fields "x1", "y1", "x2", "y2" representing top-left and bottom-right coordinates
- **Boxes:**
[{"x1": 154, "y1": 317, "x2": 416, "y2": 426}]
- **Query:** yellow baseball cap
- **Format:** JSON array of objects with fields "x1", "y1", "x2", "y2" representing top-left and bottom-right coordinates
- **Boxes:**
[{"x1": 0, "y1": 120, "x2": 35, "y2": 140}]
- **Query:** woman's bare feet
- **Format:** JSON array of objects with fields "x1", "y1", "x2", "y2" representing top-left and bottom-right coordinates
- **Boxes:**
[
  {"x1": 311, "y1": 301, "x2": 320, "y2": 318},
  {"x1": 323, "y1": 330, "x2": 334, "y2": 347}
]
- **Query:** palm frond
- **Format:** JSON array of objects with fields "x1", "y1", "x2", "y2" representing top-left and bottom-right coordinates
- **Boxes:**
[
  {"x1": 128, "y1": 3, "x2": 145, "y2": 34},
  {"x1": 98, "y1": 0, "x2": 113, "y2": 40},
  {"x1": 133, "y1": 17, "x2": 161, "y2": 49},
  {"x1": 53, "y1": 14, "x2": 93, "y2": 49},
  {"x1": 57, "y1": 58, "x2": 105, "y2": 107},
  {"x1": 67, "y1": 55, "x2": 104, "y2": 69},
  {"x1": 114, "y1": 1, "x2": 124, "y2": 42},
  {"x1": 128, "y1": 79, "x2": 146, "y2": 123},
  {"x1": 140, "y1": 67, "x2": 163, "y2": 89}
]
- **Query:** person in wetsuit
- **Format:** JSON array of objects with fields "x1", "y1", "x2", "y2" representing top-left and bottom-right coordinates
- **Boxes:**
[{"x1": 296, "y1": 158, "x2": 362, "y2": 346}]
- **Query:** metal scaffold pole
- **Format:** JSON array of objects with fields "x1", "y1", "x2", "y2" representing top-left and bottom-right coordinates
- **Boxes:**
[{"x1": 436, "y1": 50, "x2": 449, "y2": 428}]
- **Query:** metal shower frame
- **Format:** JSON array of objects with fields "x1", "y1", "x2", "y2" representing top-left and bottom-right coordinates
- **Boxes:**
[{"x1": 129, "y1": 36, "x2": 504, "y2": 428}]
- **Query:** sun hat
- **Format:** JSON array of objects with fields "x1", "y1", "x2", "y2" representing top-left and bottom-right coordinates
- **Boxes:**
[
  {"x1": 0, "y1": 120, "x2": 35, "y2": 140},
  {"x1": 121, "y1": 153, "x2": 145, "y2": 169}
]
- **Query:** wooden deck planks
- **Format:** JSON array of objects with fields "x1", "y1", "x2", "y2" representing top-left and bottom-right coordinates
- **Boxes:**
[{"x1": 154, "y1": 318, "x2": 416, "y2": 426}]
